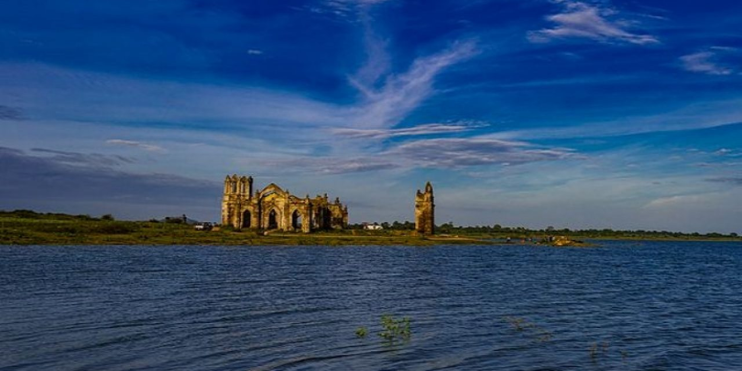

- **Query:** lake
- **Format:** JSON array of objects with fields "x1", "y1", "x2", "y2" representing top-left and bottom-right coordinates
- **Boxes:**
[{"x1": 1, "y1": 241, "x2": 741, "y2": 370}]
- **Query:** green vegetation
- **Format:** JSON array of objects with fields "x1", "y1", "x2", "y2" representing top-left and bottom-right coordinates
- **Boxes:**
[
  {"x1": 350, "y1": 220, "x2": 741, "y2": 241},
  {"x1": 354, "y1": 315, "x2": 411, "y2": 344},
  {"x1": 503, "y1": 316, "x2": 552, "y2": 342},
  {"x1": 355, "y1": 327, "x2": 368, "y2": 338},
  {"x1": 0, "y1": 210, "x2": 492, "y2": 246},
  {"x1": 379, "y1": 314, "x2": 411, "y2": 342},
  {"x1": 502, "y1": 317, "x2": 628, "y2": 363},
  {"x1": 1, "y1": 210, "x2": 738, "y2": 246}
]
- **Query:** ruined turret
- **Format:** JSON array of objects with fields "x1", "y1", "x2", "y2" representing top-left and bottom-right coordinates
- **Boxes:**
[{"x1": 415, "y1": 181, "x2": 435, "y2": 235}]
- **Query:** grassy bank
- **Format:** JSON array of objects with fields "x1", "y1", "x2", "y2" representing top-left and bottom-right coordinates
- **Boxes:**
[
  {"x1": 2, "y1": 211, "x2": 738, "y2": 246},
  {"x1": 0, "y1": 212, "x2": 491, "y2": 246}
]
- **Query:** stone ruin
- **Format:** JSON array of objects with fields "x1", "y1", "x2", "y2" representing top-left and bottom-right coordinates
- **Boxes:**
[
  {"x1": 415, "y1": 181, "x2": 435, "y2": 235},
  {"x1": 221, "y1": 175, "x2": 348, "y2": 233}
]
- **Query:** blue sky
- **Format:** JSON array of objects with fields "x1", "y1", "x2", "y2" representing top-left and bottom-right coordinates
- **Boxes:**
[{"x1": 1, "y1": 0, "x2": 741, "y2": 233}]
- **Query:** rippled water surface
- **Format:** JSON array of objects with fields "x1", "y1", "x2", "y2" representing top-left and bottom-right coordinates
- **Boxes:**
[{"x1": 1, "y1": 241, "x2": 741, "y2": 370}]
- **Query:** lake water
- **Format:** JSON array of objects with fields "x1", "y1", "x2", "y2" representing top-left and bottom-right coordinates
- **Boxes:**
[{"x1": 1, "y1": 241, "x2": 741, "y2": 370}]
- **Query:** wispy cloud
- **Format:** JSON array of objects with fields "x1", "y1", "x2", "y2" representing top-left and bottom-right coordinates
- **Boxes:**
[
  {"x1": 680, "y1": 50, "x2": 734, "y2": 75},
  {"x1": 0, "y1": 146, "x2": 218, "y2": 219},
  {"x1": 706, "y1": 177, "x2": 742, "y2": 186},
  {"x1": 333, "y1": 121, "x2": 483, "y2": 139},
  {"x1": 389, "y1": 138, "x2": 575, "y2": 168},
  {"x1": 270, "y1": 157, "x2": 400, "y2": 174},
  {"x1": 247, "y1": 49, "x2": 263, "y2": 55},
  {"x1": 29, "y1": 148, "x2": 134, "y2": 167},
  {"x1": 307, "y1": 0, "x2": 393, "y2": 19},
  {"x1": 0, "y1": 105, "x2": 24, "y2": 120},
  {"x1": 528, "y1": 1, "x2": 659, "y2": 45},
  {"x1": 489, "y1": 100, "x2": 742, "y2": 140},
  {"x1": 351, "y1": 40, "x2": 478, "y2": 129},
  {"x1": 267, "y1": 137, "x2": 575, "y2": 173},
  {"x1": 106, "y1": 139, "x2": 165, "y2": 152}
]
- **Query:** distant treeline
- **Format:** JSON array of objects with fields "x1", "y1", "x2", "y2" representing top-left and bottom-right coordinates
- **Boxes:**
[
  {"x1": 350, "y1": 221, "x2": 739, "y2": 240},
  {"x1": 0, "y1": 209, "x2": 113, "y2": 221},
  {"x1": 0, "y1": 210, "x2": 189, "y2": 224},
  {"x1": 3, "y1": 210, "x2": 738, "y2": 240}
]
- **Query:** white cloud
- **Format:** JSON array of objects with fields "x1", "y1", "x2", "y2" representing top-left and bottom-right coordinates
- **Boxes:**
[
  {"x1": 350, "y1": 40, "x2": 478, "y2": 129},
  {"x1": 528, "y1": 1, "x2": 659, "y2": 45},
  {"x1": 680, "y1": 50, "x2": 734, "y2": 75},
  {"x1": 333, "y1": 121, "x2": 483, "y2": 139},
  {"x1": 106, "y1": 139, "x2": 165, "y2": 152},
  {"x1": 488, "y1": 98, "x2": 742, "y2": 140},
  {"x1": 388, "y1": 137, "x2": 575, "y2": 168},
  {"x1": 258, "y1": 155, "x2": 400, "y2": 175},
  {"x1": 714, "y1": 148, "x2": 732, "y2": 156},
  {"x1": 247, "y1": 49, "x2": 263, "y2": 55},
  {"x1": 266, "y1": 136, "x2": 575, "y2": 173},
  {"x1": 644, "y1": 194, "x2": 702, "y2": 209},
  {"x1": 313, "y1": 0, "x2": 393, "y2": 18},
  {"x1": 707, "y1": 177, "x2": 742, "y2": 186}
]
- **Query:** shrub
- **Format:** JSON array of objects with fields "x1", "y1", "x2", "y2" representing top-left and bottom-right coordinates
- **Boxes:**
[{"x1": 93, "y1": 223, "x2": 137, "y2": 234}]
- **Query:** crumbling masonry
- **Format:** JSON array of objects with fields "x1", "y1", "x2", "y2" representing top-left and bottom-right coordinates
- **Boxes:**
[
  {"x1": 415, "y1": 181, "x2": 435, "y2": 235},
  {"x1": 221, "y1": 175, "x2": 348, "y2": 233}
]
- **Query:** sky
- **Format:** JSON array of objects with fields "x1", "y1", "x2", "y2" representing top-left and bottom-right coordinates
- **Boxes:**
[{"x1": 1, "y1": 0, "x2": 741, "y2": 233}]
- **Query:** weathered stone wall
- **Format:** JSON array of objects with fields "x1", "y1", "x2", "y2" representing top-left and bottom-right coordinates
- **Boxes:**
[
  {"x1": 221, "y1": 175, "x2": 348, "y2": 233},
  {"x1": 415, "y1": 182, "x2": 435, "y2": 235}
]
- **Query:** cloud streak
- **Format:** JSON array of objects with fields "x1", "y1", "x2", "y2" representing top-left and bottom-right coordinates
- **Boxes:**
[
  {"x1": 351, "y1": 40, "x2": 478, "y2": 129},
  {"x1": 106, "y1": 139, "x2": 165, "y2": 152},
  {"x1": 680, "y1": 50, "x2": 734, "y2": 75},
  {"x1": 528, "y1": 1, "x2": 659, "y2": 45},
  {"x1": 333, "y1": 121, "x2": 482, "y2": 139},
  {"x1": 706, "y1": 177, "x2": 742, "y2": 186},
  {"x1": 0, "y1": 105, "x2": 24, "y2": 120},
  {"x1": 29, "y1": 148, "x2": 134, "y2": 168},
  {"x1": 266, "y1": 137, "x2": 575, "y2": 174},
  {"x1": 389, "y1": 138, "x2": 575, "y2": 168},
  {"x1": 0, "y1": 146, "x2": 219, "y2": 218}
]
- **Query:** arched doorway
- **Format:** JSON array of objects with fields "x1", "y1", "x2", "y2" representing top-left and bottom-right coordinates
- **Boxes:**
[
  {"x1": 291, "y1": 210, "x2": 302, "y2": 230},
  {"x1": 242, "y1": 210, "x2": 251, "y2": 228},
  {"x1": 268, "y1": 209, "x2": 278, "y2": 230},
  {"x1": 316, "y1": 207, "x2": 331, "y2": 229}
]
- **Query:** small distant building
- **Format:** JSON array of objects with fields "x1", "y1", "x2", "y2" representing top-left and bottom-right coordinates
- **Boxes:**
[
  {"x1": 363, "y1": 223, "x2": 384, "y2": 230},
  {"x1": 221, "y1": 174, "x2": 348, "y2": 233},
  {"x1": 415, "y1": 181, "x2": 435, "y2": 235}
]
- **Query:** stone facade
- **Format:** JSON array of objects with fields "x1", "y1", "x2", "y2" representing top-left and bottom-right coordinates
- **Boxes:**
[
  {"x1": 221, "y1": 174, "x2": 348, "y2": 233},
  {"x1": 415, "y1": 181, "x2": 435, "y2": 235}
]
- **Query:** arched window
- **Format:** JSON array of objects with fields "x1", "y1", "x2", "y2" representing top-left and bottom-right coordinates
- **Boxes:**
[
  {"x1": 242, "y1": 210, "x2": 251, "y2": 228},
  {"x1": 268, "y1": 210, "x2": 278, "y2": 230},
  {"x1": 292, "y1": 210, "x2": 302, "y2": 230}
]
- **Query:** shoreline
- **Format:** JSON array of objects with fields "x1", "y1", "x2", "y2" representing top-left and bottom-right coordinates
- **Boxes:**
[
  {"x1": 2, "y1": 212, "x2": 739, "y2": 246},
  {"x1": 2, "y1": 231, "x2": 739, "y2": 247}
]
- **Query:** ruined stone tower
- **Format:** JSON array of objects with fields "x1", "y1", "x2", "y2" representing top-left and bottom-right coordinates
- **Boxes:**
[{"x1": 415, "y1": 181, "x2": 435, "y2": 235}]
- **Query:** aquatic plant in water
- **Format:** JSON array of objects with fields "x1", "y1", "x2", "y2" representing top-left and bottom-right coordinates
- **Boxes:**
[
  {"x1": 355, "y1": 327, "x2": 368, "y2": 338},
  {"x1": 379, "y1": 314, "x2": 411, "y2": 342},
  {"x1": 503, "y1": 316, "x2": 552, "y2": 342},
  {"x1": 354, "y1": 315, "x2": 412, "y2": 343}
]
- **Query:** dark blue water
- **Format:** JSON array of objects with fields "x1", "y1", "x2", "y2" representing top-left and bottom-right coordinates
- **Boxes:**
[{"x1": 1, "y1": 241, "x2": 741, "y2": 370}]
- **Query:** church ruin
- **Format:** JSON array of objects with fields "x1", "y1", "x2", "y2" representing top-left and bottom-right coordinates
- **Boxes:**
[
  {"x1": 221, "y1": 175, "x2": 348, "y2": 233},
  {"x1": 415, "y1": 181, "x2": 435, "y2": 235}
]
